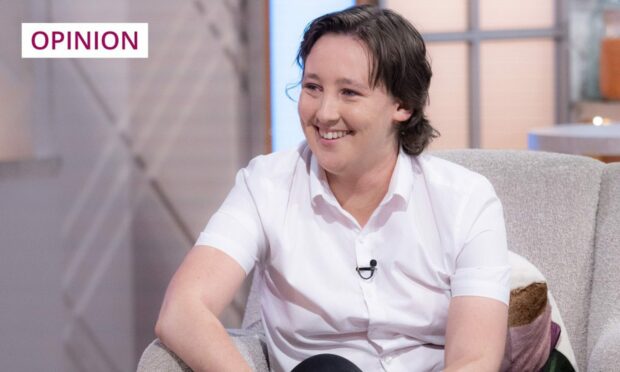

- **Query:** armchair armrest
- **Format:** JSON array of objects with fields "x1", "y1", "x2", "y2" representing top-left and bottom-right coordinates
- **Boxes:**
[{"x1": 137, "y1": 329, "x2": 269, "y2": 372}]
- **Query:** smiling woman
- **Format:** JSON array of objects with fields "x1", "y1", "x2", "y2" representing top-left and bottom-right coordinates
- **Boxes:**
[
  {"x1": 155, "y1": 5, "x2": 510, "y2": 372},
  {"x1": 298, "y1": 34, "x2": 410, "y2": 185}
]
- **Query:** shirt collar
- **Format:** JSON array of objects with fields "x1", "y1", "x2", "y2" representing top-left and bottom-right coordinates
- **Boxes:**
[
  {"x1": 309, "y1": 153, "x2": 334, "y2": 205},
  {"x1": 385, "y1": 147, "x2": 414, "y2": 207},
  {"x1": 309, "y1": 147, "x2": 415, "y2": 208}
]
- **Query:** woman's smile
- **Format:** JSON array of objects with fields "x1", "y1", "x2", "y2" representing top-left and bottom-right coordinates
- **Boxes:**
[{"x1": 317, "y1": 127, "x2": 353, "y2": 141}]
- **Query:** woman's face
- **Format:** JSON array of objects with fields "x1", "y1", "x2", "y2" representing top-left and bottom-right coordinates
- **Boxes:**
[{"x1": 298, "y1": 34, "x2": 412, "y2": 179}]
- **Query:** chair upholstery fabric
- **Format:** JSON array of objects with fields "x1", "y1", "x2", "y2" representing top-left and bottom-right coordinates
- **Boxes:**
[
  {"x1": 587, "y1": 163, "x2": 620, "y2": 371},
  {"x1": 137, "y1": 330, "x2": 269, "y2": 372}
]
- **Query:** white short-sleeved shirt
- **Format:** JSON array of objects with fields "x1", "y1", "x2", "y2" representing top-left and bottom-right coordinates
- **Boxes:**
[{"x1": 196, "y1": 142, "x2": 510, "y2": 372}]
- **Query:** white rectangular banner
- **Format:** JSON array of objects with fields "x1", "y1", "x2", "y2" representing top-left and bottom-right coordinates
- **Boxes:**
[{"x1": 22, "y1": 23, "x2": 148, "y2": 58}]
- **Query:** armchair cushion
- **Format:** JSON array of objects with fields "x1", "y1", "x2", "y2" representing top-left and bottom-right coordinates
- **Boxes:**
[{"x1": 502, "y1": 251, "x2": 577, "y2": 372}]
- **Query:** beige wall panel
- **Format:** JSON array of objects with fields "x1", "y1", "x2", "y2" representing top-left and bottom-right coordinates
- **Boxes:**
[
  {"x1": 480, "y1": 39, "x2": 555, "y2": 149},
  {"x1": 385, "y1": 0, "x2": 468, "y2": 32},
  {"x1": 426, "y1": 42, "x2": 469, "y2": 150},
  {"x1": 1, "y1": 0, "x2": 264, "y2": 370},
  {"x1": 480, "y1": 0, "x2": 555, "y2": 30},
  {"x1": 128, "y1": 0, "x2": 258, "y2": 354}
]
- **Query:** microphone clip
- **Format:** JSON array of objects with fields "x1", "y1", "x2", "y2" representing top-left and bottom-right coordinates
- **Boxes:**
[{"x1": 356, "y1": 259, "x2": 377, "y2": 280}]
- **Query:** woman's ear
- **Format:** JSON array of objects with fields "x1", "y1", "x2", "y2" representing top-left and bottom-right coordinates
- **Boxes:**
[{"x1": 392, "y1": 102, "x2": 413, "y2": 123}]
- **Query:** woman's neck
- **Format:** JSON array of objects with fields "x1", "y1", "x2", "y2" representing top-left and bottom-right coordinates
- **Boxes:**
[{"x1": 326, "y1": 151, "x2": 398, "y2": 227}]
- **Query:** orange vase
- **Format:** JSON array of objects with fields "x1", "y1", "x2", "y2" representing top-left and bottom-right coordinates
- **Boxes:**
[{"x1": 600, "y1": 37, "x2": 620, "y2": 100}]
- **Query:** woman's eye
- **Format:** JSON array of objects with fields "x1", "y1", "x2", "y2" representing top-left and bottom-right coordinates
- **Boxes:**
[
  {"x1": 342, "y1": 89, "x2": 359, "y2": 97},
  {"x1": 303, "y1": 83, "x2": 320, "y2": 91}
]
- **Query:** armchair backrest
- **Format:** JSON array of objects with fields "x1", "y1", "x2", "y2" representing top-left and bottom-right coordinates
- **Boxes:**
[
  {"x1": 587, "y1": 163, "x2": 620, "y2": 369},
  {"x1": 434, "y1": 150, "x2": 605, "y2": 371}
]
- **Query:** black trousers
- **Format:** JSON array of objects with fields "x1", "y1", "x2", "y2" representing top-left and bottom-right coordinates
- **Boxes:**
[{"x1": 291, "y1": 354, "x2": 363, "y2": 372}]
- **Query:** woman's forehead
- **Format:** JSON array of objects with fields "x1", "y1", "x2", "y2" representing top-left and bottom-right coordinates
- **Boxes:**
[{"x1": 304, "y1": 34, "x2": 373, "y2": 85}]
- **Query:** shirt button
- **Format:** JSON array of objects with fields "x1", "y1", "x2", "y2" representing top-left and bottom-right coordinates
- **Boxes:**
[{"x1": 382, "y1": 355, "x2": 393, "y2": 364}]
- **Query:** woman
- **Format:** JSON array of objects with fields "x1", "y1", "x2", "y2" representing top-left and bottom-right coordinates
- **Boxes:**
[{"x1": 156, "y1": 5, "x2": 510, "y2": 372}]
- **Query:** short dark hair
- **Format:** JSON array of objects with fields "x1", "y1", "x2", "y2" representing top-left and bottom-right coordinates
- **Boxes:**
[{"x1": 297, "y1": 5, "x2": 439, "y2": 155}]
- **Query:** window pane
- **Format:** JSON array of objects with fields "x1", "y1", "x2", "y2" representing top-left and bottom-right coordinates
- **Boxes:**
[
  {"x1": 480, "y1": 0, "x2": 555, "y2": 30},
  {"x1": 385, "y1": 0, "x2": 468, "y2": 33},
  {"x1": 426, "y1": 42, "x2": 469, "y2": 150},
  {"x1": 480, "y1": 39, "x2": 555, "y2": 149}
]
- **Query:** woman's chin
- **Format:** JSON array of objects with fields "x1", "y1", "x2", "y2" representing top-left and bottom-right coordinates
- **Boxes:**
[
  {"x1": 315, "y1": 157, "x2": 348, "y2": 176},
  {"x1": 306, "y1": 137, "x2": 350, "y2": 173}
]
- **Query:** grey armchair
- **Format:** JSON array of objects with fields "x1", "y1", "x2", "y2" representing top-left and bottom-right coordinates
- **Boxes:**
[{"x1": 138, "y1": 150, "x2": 620, "y2": 372}]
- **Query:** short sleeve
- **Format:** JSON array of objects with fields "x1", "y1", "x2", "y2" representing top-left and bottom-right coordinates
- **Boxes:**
[
  {"x1": 451, "y1": 177, "x2": 511, "y2": 305},
  {"x1": 195, "y1": 167, "x2": 267, "y2": 274}
]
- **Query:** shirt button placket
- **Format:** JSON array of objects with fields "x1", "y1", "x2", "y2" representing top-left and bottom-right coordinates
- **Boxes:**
[{"x1": 356, "y1": 234, "x2": 380, "y2": 342}]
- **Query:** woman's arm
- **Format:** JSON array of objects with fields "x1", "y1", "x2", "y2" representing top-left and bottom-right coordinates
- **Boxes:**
[
  {"x1": 443, "y1": 296, "x2": 508, "y2": 372},
  {"x1": 155, "y1": 245, "x2": 252, "y2": 372}
]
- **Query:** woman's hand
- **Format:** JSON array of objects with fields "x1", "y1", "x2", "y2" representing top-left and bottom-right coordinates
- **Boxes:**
[
  {"x1": 155, "y1": 246, "x2": 252, "y2": 372},
  {"x1": 443, "y1": 296, "x2": 508, "y2": 372}
]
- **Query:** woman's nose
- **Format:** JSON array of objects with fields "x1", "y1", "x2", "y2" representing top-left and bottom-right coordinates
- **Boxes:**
[{"x1": 316, "y1": 96, "x2": 340, "y2": 124}]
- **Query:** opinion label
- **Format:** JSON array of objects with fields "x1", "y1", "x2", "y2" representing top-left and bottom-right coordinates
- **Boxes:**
[{"x1": 22, "y1": 23, "x2": 148, "y2": 58}]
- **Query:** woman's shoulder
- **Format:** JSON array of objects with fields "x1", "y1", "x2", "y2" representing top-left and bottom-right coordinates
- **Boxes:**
[{"x1": 243, "y1": 141, "x2": 310, "y2": 186}]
